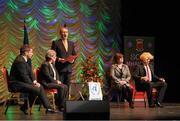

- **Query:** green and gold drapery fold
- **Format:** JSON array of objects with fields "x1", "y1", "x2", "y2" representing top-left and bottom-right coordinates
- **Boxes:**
[{"x1": 0, "y1": 0, "x2": 121, "y2": 102}]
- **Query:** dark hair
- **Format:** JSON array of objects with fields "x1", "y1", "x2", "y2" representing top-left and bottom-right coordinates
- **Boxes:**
[
  {"x1": 20, "y1": 44, "x2": 32, "y2": 55},
  {"x1": 63, "y1": 23, "x2": 67, "y2": 28},
  {"x1": 59, "y1": 23, "x2": 68, "y2": 32},
  {"x1": 113, "y1": 53, "x2": 123, "y2": 64}
]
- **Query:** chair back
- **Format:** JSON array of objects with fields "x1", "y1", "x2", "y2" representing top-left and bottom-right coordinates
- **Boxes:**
[
  {"x1": 1, "y1": 67, "x2": 31, "y2": 114},
  {"x1": 1, "y1": 67, "x2": 20, "y2": 93},
  {"x1": 33, "y1": 67, "x2": 40, "y2": 81},
  {"x1": 1, "y1": 67, "x2": 10, "y2": 90},
  {"x1": 34, "y1": 67, "x2": 44, "y2": 86},
  {"x1": 1, "y1": 67, "x2": 10, "y2": 83}
]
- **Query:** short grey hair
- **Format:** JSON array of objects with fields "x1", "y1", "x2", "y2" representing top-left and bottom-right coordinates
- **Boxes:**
[{"x1": 45, "y1": 49, "x2": 56, "y2": 61}]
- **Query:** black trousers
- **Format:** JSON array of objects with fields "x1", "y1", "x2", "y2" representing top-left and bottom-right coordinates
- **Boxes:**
[
  {"x1": 114, "y1": 84, "x2": 133, "y2": 103},
  {"x1": 45, "y1": 83, "x2": 68, "y2": 108},
  {"x1": 136, "y1": 81, "x2": 167, "y2": 105},
  {"x1": 10, "y1": 82, "x2": 51, "y2": 109},
  {"x1": 121, "y1": 85, "x2": 133, "y2": 103},
  {"x1": 59, "y1": 72, "x2": 71, "y2": 88},
  {"x1": 150, "y1": 81, "x2": 167, "y2": 103}
]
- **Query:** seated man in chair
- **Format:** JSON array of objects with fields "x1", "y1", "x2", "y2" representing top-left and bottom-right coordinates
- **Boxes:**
[
  {"x1": 38, "y1": 49, "x2": 68, "y2": 111},
  {"x1": 10, "y1": 45, "x2": 55, "y2": 114},
  {"x1": 133, "y1": 52, "x2": 167, "y2": 108}
]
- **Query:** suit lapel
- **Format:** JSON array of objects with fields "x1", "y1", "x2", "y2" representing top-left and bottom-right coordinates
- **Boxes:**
[
  {"x1": 47, "y1": 63, "x2": 52, "y2": 76},
  {"x1": 58, "y1": 40, "x2": 68, "y2": 54},
  {"x1": 48, "y1": 63, "x2": 58, "y2": 79},
  {"x1": 114, "y1": 64, "x2": 122, "y2": 74}
]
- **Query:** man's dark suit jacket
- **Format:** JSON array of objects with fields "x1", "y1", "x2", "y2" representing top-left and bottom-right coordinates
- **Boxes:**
[
  {"x1": 51, "y1": 40, "x2": 76, "y2": 73},
  {"x1": 10, "y1": 55, "x2": 53, "y2": 110},
  {"x1": 133, "y1": 63, "x2": 159, "y2": 88},
  {"x1": 10, "y1": 55, "x2": 35, "y2": 86},
  {"x1": 39, "y1": 61, "x2": 60, "y2": 87}
]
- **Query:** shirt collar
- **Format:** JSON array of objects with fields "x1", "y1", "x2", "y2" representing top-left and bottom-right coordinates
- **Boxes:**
[{"x1": 22, "y1": 56, "x2": 28, "y2": 62}]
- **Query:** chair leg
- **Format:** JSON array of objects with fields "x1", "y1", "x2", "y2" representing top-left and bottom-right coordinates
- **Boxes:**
[
  {"x1": 108, "y1": 89, "x2": 113, "y2": 102},
  {"x1": 143, "y1": 92, "x2": 147, "y2": 108},
  {"x1": 3, "y1": 99, "x2": 8, "y2": 109},
  {"x1": 4, "y1": 94, "x2": 13, "y2": 114},
  {"x1": 4, "y1": 100, "x2": 9, "y2": 114},
  {"x1": 52, "y1": 94, "x2": 56, "y2": 110},
  {"x1": 117, "y1": 93, "x2": 120, "y2": 105},
  {"x1": 103, "y1": 88, "x2": 110, "y2": 102},
  {"x1": 79, "y1": 91, "x2": 85, "y2": 101},
  {"x1": 38, "y1": 104, "x2": 41, "y2": 111},
  {"x1": 27, "y1": 99, "x2": 31, "y2": 115},
  {"x1": 133, "y1": 91, "x2": 136, "y2": 102},
  {"x1": 30, "y1": 96, "x2": 38, "y2": 113}
]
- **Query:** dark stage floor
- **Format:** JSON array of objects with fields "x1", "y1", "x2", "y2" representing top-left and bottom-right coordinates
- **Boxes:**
[{"x1": 0, "y1": 102, "x2": 180, "y2": 120}]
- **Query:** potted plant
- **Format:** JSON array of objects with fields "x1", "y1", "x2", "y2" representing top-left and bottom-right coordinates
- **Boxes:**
[{"x1": 79, "y1": 56, "x2": 104, "y2": 99}]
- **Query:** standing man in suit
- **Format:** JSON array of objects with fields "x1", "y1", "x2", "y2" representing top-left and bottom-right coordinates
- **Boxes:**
[
  {"x1": 10, "y1": 45, "x2": 55, "y2": 114},
  {"x1": 39, "y1": 49, "x2": 68, "y2": 111},
  {"x1": 133, "y1": 52, "x2": 167, "y2": 108},
  {"x1": 51, "y1": 24, "x2": 76, "y2": 89}
]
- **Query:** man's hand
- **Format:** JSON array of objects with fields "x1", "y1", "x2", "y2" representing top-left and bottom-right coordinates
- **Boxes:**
[
  {"x1": 57, "y1": 80, "x2": 62, "y2": 85},
  {"x1": 33, "y1": 80, "x2": 40, "y2": 87},
  {"x1": 141, "y1": 76, "x2": 149, "y2": 81},
  {"x1": 159, "y1": 78, "x2": 165, "y2": 82},
  {"x1": 58, "y1": 58, "x2": 66, "y2": 63},
  {"x1": 69, "y1": 59, "x2": 75, "y2": 63},
  {"x1": 65, "y1": 55, "x2": 77, "y2": 63}
]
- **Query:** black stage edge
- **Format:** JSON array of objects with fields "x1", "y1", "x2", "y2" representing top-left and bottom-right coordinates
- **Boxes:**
[{"x1": 63, "y1": 100, "x2": 110, "y2": 120}]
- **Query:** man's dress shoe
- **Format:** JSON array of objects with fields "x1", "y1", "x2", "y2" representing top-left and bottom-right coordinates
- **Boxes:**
[
  {"x1": 45, "y1": 108, "x2": 55, "y2": 113},
  {"x1": 149, "y1": 104, "x2": 155, "y2": 108},
  {"x1": 129, "y1": 102, "x2": 134, "y2": 109},
  {"x1": 20, "y1": 106, "x2": 28, "y2": 115},
  {"x1": 156, "y1": 102, "x2": 164, "y2": 108}
]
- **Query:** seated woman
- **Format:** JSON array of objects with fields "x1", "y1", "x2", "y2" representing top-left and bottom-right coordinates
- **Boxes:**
[
  {"x1": 110, "y1": 53, "x2": 134, "y2": 108},
  {"x1": 38, "y1": 49, "x2": 68, "y2": 111}
]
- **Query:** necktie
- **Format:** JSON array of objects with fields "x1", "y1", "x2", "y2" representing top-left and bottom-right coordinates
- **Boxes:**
[{"x1": 145, "y1": 64, "x2": 151, "y2": 81}]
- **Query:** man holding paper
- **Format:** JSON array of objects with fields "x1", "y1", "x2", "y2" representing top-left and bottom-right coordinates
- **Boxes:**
[{"x1": 51, "y1": 24, "x2": 76, "y2": 88}]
